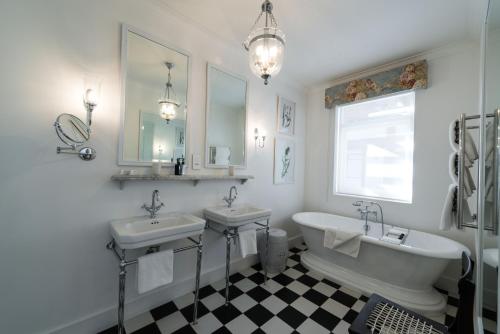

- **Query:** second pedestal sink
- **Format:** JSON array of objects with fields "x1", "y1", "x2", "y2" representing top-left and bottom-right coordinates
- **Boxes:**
[
  {"x1": 110, "y1": 213, "x2": 206, "y2": 249},
  {"x1": 204, "y1": 204, "x2": 272, "y2": 226}
]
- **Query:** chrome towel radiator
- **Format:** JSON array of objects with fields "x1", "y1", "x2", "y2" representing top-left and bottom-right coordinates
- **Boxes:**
[{"x1": 455, "y1": 109, "x2": 500, "y2": 234}]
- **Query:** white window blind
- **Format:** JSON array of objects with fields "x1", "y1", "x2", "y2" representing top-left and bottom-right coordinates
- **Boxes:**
[{"x1": 334, "y1": 91, "x2": 415, "y2": 203}]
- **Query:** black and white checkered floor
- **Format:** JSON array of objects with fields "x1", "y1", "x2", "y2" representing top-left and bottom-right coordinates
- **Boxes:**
[{"x1": 99, "y1": 244, "x2": 494, "y2": 334}]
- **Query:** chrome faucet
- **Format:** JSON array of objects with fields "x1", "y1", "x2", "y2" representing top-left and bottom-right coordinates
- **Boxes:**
[
  {"x1": 223, "y1": 186, "x2": 238, "y2": 208},
  {"x1": 352, "y1": 200, "x2": 384, "y2": 236},
  {"x1": 142, "y1": 190, "x2": 164, "y2": 218}
]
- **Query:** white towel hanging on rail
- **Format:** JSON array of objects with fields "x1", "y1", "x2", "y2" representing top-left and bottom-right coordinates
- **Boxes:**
[{"x1": 449, "y1": 120, "x2": 479, "y2": 162}]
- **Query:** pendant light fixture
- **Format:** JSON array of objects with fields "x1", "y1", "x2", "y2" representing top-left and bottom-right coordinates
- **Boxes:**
[
  {"x1": 158, "y1": 62, "x2": 180, "y2": 124},
  {"x1": 243, "y1": 0, "x2": 285, "y2": 85}
]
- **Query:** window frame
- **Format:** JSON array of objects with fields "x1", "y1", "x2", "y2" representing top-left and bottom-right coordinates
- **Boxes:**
[{"x1": 330, "y1": 91, "x2": 416, "y2": 204}]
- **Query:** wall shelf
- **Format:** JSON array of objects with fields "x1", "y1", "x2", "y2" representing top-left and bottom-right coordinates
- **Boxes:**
[{"x1": 111, "y1": 174, "x2": 254, "y2": 190}]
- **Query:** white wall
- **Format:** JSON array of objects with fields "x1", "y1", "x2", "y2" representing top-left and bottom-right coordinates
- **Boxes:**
[
  {"x1": 0, "y1": 1, "x2": 306, "y2": 333},
  {"x1": 304, "y1": 42, "x2": 480, "y2": 285}
]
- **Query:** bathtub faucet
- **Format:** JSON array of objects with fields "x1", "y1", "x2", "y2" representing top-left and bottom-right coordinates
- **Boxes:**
[{"x1": 352, "y1": 201, "x2": 384, "y2": 236}]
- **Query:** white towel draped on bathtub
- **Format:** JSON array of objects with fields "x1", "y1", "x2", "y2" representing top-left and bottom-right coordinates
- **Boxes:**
[{"x1": 323, "y1": 228, "x2": 363, "y2": 258}]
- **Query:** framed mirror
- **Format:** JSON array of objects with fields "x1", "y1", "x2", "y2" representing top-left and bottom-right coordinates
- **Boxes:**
[
  {"x1": 205, "y1": 64, "x2": 248, "y2": 168},
  {"x1": 119, "y1": 25, "x2": 189, "y2": 166}
]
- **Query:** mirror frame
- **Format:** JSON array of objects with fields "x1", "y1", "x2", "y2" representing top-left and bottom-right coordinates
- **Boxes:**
[
  {"x1": 118, "y1": 24, "x2": 191, "y2": 167},
  {"x1": 205, "y1": 63, "x2": 248, "y2": 169}
]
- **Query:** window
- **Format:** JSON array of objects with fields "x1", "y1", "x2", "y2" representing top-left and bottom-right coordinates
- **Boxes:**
[{"x1": 333, "y1": 91, "x2": 415, "y2": 203}]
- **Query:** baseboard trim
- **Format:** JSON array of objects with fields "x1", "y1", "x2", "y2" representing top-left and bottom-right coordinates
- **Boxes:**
[{"x1": 47, "y1": 234, "x2": 304, "y2": 334}]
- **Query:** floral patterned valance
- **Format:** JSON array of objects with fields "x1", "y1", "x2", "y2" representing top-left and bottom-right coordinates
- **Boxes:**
[{"x1": 325, "y1": 60, "x2": 428, "y2": 109}]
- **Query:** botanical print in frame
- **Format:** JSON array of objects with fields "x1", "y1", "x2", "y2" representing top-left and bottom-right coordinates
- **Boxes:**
[
  {"x1": 277, "y1": 96, "x2": 295, "y2": 135},
  {"x1": 175, "y1": 127, "x2": 185, "y2": 147},
  {"x1": 274, "y1": 137, "x2": 295, "y2": 184}
]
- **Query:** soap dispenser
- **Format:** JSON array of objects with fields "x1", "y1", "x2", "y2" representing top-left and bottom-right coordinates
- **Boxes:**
[
  {"x1": 174, "y1": 158, "x2": 181, "y2": 175},
  {"x1": 180, "y1": 157, "x2": 186, "y2": 175}
]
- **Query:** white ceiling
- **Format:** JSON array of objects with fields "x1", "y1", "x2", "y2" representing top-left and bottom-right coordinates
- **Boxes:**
[{"x1": 158, "y1": 0, "x2": 484, "y2": 87}]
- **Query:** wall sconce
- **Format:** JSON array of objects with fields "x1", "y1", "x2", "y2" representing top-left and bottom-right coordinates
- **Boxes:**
[
  {"x1": 254, "y1": 128, "x2": 266, "y2": 148},
  {"x1": 53, "y1": 79, "x2": 100, "y2": 161},
  {"x1": 83, "y1": 77, "x2": 101, "y2": 126}
]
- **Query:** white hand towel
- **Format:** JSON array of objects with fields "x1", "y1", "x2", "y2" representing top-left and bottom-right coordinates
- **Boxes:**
[
  {"x1": 324, "y1": 228, "x2": 363, "y2": 258},
  {"x1": 239, "y1": 229, "x2": 257, "y2": 258},
  {"x1": 448, "y1": 153, "x2": 475, "y2": 197},
  {"x1": 137, "y1": 249, "x2": 174, "y2": 294},
  {"x1": 440, "y1": 184, "x2": 456, "y2": 230}
]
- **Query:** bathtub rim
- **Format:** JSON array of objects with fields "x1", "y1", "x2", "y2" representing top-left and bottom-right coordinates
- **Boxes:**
[{"x1": 292, "y1": 211, "x2": 470, "y2": 260}]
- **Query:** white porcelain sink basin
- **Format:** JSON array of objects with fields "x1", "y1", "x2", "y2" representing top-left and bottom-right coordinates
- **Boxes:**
[
  {"x1": 110, "y1": 213, "x2": 206, "y2": 249},
  {"x1": 204, "y1": 205, "x2": 272, "y2": 227}
]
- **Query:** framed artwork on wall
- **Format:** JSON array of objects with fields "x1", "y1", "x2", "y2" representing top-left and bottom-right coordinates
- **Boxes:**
[
  {"x1": 277, "y1": 96, "x2": 295, "y2": 135},
  {"x1": 274, "y1": 137, "x2": 295, "y2": 184}
]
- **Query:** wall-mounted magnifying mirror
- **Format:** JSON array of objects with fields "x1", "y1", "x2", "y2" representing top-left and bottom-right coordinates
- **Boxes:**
[
  {"x1": 54, "y1": 113, "x2": 96, "y2": 161},
  {"x1": 119, "y1": 25, "x2": 189, "y2": 166},
  {"x1": 205, "y1": 64, "x2": 247, "y2": 168},
  {"x1": 54, "y1": 113, "x2": 90, "y2": 146}
]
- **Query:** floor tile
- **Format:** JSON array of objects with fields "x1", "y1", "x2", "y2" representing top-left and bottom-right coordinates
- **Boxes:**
[
  {"x1": 331, "y1": 289, "x2": 357, "y2": 308},
  {"x1": 302, "y1": 289, "x2": 328, "y2": 306},
  {"x1": 200, "y1": 291, "x2": 226, "y2": 311},
  {"x1": 297, "y1": 274, "x2": 319, "y2": 287},
  {"x1": 277, "y1": 306, "x2": 308, "y2": 329},
  {"x1": 312, "y1": 281, "x2": 337, "y2": 297},
  {"x1": 225, "y1": 314, "x2": 259, "y2": 334},
  {"x1": 272, "y1": 273, "x2": 294, "y2": 286},
  {"x1": 351, "y1": 299, "x2": 366, "y2": 313},
  {"x1": 292, "y1": 263, "x2": 308, "y2": 273},
  {"x1": 261, "y1": 279, "x2": 284, "y2": 294},
  {"x1": 210, "y1": 279, "x2": 227, "y2": 291},
  {"x1": 197, "y1": 285, "x2": 218, "y2": 299},
  {"x1": 218, "y1": 285, "x2": 244, "y2": 301},
  {"x1": 150, "y1": 301, "x2": 178, "y2": 321},
  {"x1": 155, "y1": 311, "x2": 188, "y2": 334},
  {"x1": 290, "y1": 296, "x2": 319, "y2": 317},
  {"x1": 191, "y1": 313, "x2": 223, "y2": 334},
  {"x1": 260, "y1": 295, "x2": 288, "y2": 314},
  {"x1": 260, "y1": 316, "x2": 295, "y2": 334},
  {"x1": 287, "y1": 280, "x2": 310, "y2": 296},
  {"x1": 274, "y1": 287, "x2": 300, "y2": 304},
  {"x1": 211, "y1": 303, "x2": 242, "y2": 324},
  {"x1": 332, "y1": 319, "x2": 351, "y2": 334},
  {"x1": 234, "y1": 278, "x2": 258, "y2": 292},
  {"x1": 296, "y1": 318, "x2": 329, "y2": 334},
  {"x1": 245, "y1": 304, "x2": 275, "y2": 327},
  {"x1": 180, "y1": 302, "x2": 210, "y2": 323},
  {"x1": 283, "y1": 268, "x2": 303, "y2": 280},
  {"x1": 246, "y1": 285, "x2": 272, "y2": 302},
  {"x1": 247, "y1": 272, "x2": 266, "y2": 285},
  {"x1": 310, "y1": 308, "x2": 341, "y2": 331},
  {"x1": 229, "y1": 272, "x2": 246, "y2": 284},
  {"x1": 172, "y1": 324, "x2": 197, "y2": 334},
  {"x1": 212, "y1": 327, "x2": 232, "y2": 334},
  {"x1": 321, "y1": 298, "x2": 350, "y2": 318},
  {"x1": 231, "y1": 293, "x2": 258, "y2": 313}
]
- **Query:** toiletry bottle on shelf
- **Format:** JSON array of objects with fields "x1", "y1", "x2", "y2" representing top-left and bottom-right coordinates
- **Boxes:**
[
  {"x1": 174, "y1": 158, "x2": 181, "y2": 175},
  {"x1": 180, "y1": 157, "x2": 186, "y2": 175}
]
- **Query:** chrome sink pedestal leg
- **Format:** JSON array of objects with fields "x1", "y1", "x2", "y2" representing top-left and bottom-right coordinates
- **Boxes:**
[
  {"x1": 264, "y1": 219, "x2": 270, "y2": 286},
  {"x1": 117, "y1": 250, "x2": 127, "y2": 334},
  {"x1": 224, "y1": 229, "x2": 232, "y2": 305},
  {"x1": 192, "y1": 234, "x2": 203, "y2": 325}
]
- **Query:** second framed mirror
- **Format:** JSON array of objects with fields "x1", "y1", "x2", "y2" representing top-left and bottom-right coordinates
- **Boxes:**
[{"x1": 205, "y1": 64, "x2": 248, "y2": 168}]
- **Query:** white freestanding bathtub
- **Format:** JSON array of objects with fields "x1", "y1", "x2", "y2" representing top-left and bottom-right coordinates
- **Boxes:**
[{"x1": 292, "y1": 212, "x2": 469, "y2": 316}]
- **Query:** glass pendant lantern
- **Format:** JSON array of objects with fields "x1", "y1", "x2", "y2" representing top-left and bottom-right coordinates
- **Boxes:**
[
  {"x1": 243, "y1": 0, "x2": 285, "y2": 85},
  {"x1": 158, "y1": 62, "x2": 180, "y2": 124}
]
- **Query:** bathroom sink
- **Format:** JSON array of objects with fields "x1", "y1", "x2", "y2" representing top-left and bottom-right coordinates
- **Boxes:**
[
  {"x1": 204, "y1": 205, "x2": 272, "y2": 227},
  {"x1": 110, "y1": 213, "x2": 206, "y2": 249}
]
